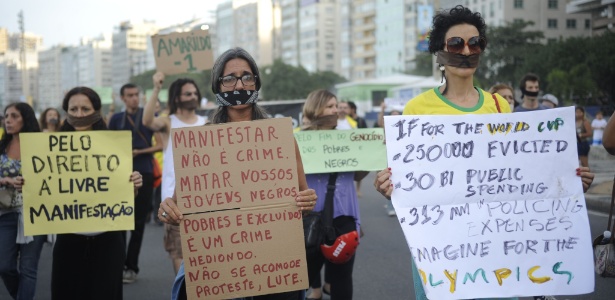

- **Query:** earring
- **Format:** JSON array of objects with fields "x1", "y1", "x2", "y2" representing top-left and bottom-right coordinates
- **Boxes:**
[{"x1": 439, "y1": 65, "x2": 445, "y2": 83}]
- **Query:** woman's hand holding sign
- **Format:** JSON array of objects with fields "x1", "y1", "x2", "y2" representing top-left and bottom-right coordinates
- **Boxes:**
[
  {"x1": 374, "y1": 168, "x2": 393, "y2": 200},
  {"x1": 296, "y1": 188, "x2": 317, "y2": 213},
  {"x1": 577, "y1": 166, "x2": 594, "y2": 193}
]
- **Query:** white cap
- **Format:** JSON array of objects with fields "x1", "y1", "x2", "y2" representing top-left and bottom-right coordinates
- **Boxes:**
[{"x1": 540, "y1": 94, "x2": 559, "y2": 107}]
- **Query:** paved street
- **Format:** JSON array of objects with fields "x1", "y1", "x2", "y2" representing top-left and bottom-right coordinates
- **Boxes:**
[{"x1": 3, "y1": 146, "x2": 615, "y2": 299}]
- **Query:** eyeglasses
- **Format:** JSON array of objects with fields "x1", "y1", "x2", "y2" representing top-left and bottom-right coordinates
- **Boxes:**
[
  {"x1": 446, "y1": 36, "x2": 485, "y2": 55},
  {"x1": 219, "y1": 74, "x2": 257, "y2": 88},
  {"x1": 182, "y1": 92, "x2": 199, "y2": 97}
]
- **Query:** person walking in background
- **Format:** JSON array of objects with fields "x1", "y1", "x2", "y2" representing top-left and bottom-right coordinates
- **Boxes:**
[
  {"x1": 50, "y1": 87, "x2": 142, "y2": 300},
  {"x1": 592, "y1": 111, "x2": 607, "y2": 145},
  {"x1": 0, "y1": 103, "x2": 45, "y2": 300},
  {"x1": 514, "y1": 73, "x2": 546, "y2": 112},
  {"x1": 142, "y1": 73, "x2": 207, "y2": 275},
  {"x1": 108, "y1": 83, "x2": 160, "y2": 284},
  {"x1": 38, "y1": 107, "x2": 62, "y2": 132},
  {"x1": 576, "y1": 106, "x2": 593, "y2": 167},
  {"x1": 489, "y1": 83, "x2": 516, "y2": 112}
]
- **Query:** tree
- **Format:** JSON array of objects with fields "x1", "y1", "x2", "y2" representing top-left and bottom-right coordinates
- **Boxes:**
[
  {"x1": 477, "y1": 20, "x2": 544, "y2": 87},
  {"x1": 260, "y1": 59, "x2": 346, "y2": 100},
  {"x1": 545, "y1": 68, "x2": 570, "y2": 105},
  {"x1": 521, "y1": 32, "x2": 613, "y2": 105},
  {"x1": 586, "y1": 31, "x2": 615, "y2": 105},
  {"x1": 408, "y1": 52, "x2": 433, "y2": 76}
]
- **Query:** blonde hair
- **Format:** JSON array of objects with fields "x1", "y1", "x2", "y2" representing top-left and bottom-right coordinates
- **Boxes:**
[
  {"x1": 488, "y1": 83, "x2": 513, "y2": 95},
  {"x1": 303, "y1": 89, "x2": 337, "y2": 121}
]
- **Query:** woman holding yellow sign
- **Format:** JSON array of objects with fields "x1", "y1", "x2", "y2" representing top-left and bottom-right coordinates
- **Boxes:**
[
  {"x1": 49, "y1": 87, "x2": 143, "y2": 300},
  {"x1": 0, "y1": 102, "x2": 45, "y2": 300}
]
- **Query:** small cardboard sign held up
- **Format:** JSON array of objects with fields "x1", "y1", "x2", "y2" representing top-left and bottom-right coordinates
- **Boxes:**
[
  {"x1": 171, "y1": 118, "x2": 308, "y2": 299},
  {"x1": 151, "y1": 30, "x2": 214, "y2": 75}
]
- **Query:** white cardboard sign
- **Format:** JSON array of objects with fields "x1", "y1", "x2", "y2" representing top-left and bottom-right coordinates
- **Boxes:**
[{"x1": 384, "y1": 107, "x2": 594, "y2": 299}]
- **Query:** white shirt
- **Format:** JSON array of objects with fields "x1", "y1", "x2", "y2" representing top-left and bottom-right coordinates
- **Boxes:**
[
  {"x1": 336, "y1": 118, "x2": 352, "y2": 130},
  {"x1": 162, "y1": 115, "x2": 207, "y2": 200}
]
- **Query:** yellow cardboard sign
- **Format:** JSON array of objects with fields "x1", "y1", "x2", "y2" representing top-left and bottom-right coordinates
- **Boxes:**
[
  {"x1": 151, "y1": 30, "x2": 214, "y2": 75},
  {"x1": 171, "y1": 118, "x2": 309, "y2": 299},
  {"x1": 21, "y1": 131, "x2": 134, "y2": 235}
]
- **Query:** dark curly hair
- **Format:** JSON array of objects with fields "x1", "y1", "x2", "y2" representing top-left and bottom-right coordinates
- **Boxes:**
[
  {"x1": 167, "y1": 78, "x2": 201, "y2": 115},
  {"x1": 60, "y1": 86, "x2": 107, "y2": 131},
  {"x1": 209, "y1": 47, "x2": 268, "y2": 124},
  {"x1": 0, "y1": 102, "x2": 41, "y2": 154},
  {"x1": 428, "y1": 5, "x2": 487, "y2": 54}
]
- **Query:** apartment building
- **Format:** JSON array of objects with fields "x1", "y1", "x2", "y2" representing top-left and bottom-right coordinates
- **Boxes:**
[
  {"x1": 37, "y1": 46, "x2": 80, "y2": 110},
  {"x1": 77, "y1": 34, "x2": 112, "y2": 88},
  {"x1": 567, "y1": 0, "x2": 615, "y2": 36},
  {"x1": 111, "y1": 20, "x2": 159, "y2": 93},
  {"x1": 466, "y1": 0, "x2": 592, "y2": 42},
  {"x1": 0, "y1": 29, "x2": 41, "y2": 108}
]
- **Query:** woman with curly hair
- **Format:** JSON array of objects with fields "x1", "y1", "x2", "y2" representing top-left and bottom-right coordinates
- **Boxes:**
[{"x1": 373, "y1": 5, "x2": 593, "y2": 300}]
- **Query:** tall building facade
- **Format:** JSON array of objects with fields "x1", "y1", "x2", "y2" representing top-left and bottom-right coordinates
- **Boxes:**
[
  {"x1": 77, "y1": 34, "x2": 112, "y2": 88},
  {"x1": 351, "y1": 0, "x2": 377, "y2": 79},
  {"x1": 279, "y1": 0, "x2": 341, "y2": 74},
  {"x1": 567, "y1": 0, "x2": 615, "y2": 36},
  {"x1": 466, "y1": 0, "x2": 592, "y2": 42},
  {"x1": 280, "y1": 0, "x2": 300, "y2": 67},
  {"x1": 339, "y1": 0, "x2": 353, "y2": 80},
  {"x1": 37, "y1": 46, "x2": 79, "y2": 110},
  {"x1": 0, "y1": 30, "x2": 41, "y2": 109},
  {"x1": 216, "y1": 1, "x2": 235, "y2": 57},
  {"x1": 227, "y1": 0, "x2": 280, "y2": 67},
  {"x1": 111, "y1": 21, "x2": 159, "y2": 93}
]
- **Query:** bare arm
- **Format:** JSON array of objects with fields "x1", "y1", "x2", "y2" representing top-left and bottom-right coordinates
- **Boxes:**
[
  {"x1": 143, "y1": 71, "x2": 169, "y2": 132},
  {"x1": 374, "y1": 168, "x2": 393, "y2": 200},
  {"x1": 603, "y1": 116, "x2": 615, "y2": 155}
]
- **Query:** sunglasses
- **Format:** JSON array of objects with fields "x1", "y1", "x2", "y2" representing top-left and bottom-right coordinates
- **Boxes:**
[{"x1": 446, "y1": 36, "x2": 485, "y2": 54}]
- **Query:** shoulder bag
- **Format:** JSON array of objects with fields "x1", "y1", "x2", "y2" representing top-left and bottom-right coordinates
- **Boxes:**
[
  {"x1": 0, "y1": 186, "x2": 23, "y2": 210},
  {"x1": 303, "y1": 173, "x2": 338, "y2": 255}
]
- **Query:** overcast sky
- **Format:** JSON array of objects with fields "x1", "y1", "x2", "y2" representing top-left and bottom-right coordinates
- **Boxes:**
[{"x1": 1, "y1": 0, "x2": 225, "y2": 48}]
